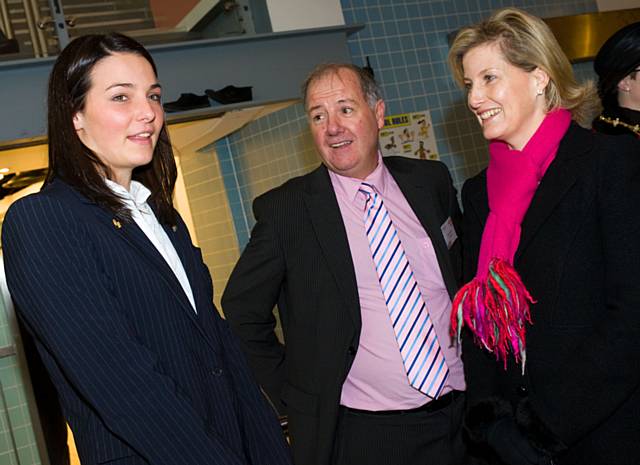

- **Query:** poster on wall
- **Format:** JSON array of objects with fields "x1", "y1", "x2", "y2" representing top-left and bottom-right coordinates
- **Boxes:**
[{"x1": 379, "y1": 110, "x2": 439, "y2": 160}]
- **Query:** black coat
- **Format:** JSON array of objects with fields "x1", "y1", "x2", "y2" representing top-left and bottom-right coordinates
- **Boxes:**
[
  {"x1": 2, "y1": 179, "x2": 291, "y2": 465},
  {"x1": 460, "y1": 123, "x2": 640, "y2": 465},
  {"x1": 222, "y1": 157, "x2": 462, "y2": 465}
]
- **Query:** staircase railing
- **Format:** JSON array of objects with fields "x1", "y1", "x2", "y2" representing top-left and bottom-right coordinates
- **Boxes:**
[
  {"x1": 0, "y1": 0, "x2": 13, "y2": 39},
  {"x1": 1, "y1": 0, "x2": 258, "y2": 61}
]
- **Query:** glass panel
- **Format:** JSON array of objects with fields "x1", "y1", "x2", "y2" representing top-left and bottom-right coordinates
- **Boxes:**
[{"x1": 0, "y1": 0, "x2": 269, "y2": 61}]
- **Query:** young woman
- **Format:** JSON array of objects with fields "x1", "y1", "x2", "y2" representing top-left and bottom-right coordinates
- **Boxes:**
[
  {"x1": 2, "y1": 33, "x2": 291, "y2": 465},
  {"x1": 448, "y1": 8, "x2": 640, "y2": 465}
]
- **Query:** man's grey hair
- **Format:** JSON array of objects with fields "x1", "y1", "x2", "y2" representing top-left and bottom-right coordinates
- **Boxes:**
[{"x1": 301, "y1": 63, "x2": 383, "y2": 110}]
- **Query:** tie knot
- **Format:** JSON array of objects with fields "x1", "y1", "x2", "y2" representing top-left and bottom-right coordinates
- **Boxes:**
[{"x1": 358, "y1": 182, "x2": 376, "y2": 199}]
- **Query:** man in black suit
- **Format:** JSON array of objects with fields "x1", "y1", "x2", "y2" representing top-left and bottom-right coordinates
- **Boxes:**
[{"x1": 223, "y1": 64, "x2": 466, "y2": 465}]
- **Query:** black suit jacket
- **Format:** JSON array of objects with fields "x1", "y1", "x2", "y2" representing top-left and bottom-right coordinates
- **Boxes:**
[
  {"x1": 222, "y1": 157, "x2": 462, "y2": 465},
  {"x1": 461, "y1": 124, "x2": 640, "y2": 465},
  {"x1": 2, "y1": 179, "x2": 291, "y2": 465}
]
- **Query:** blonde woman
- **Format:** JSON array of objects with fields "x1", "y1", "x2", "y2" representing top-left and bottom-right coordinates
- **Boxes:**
[{"x1": 449, "y1": 8, "x2": 640, "y2": 465}]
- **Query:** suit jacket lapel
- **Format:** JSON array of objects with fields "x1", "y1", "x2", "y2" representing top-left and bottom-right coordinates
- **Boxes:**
[
  {"x1": 386, "y1": 160, "x2": 459, "y2": 298},
  {"x1": 468, "y1": 173, "x2": 490, "y2": 229},
  {"x1": 158, "y1": 220, "x2": 206, "y2": 313},
  {"x1": 158, "y1": 221, "x2": 213, "y2": 317},
  {"x1": 516, "y1": 124, "x2": 591, "y2": 260},
  {"x1": 160, "y1": 220, "x2": 224, "y2": 352},
  {"x1": 88, "y1": 202, "x2": 215, "y2": 346},
  {"x1": 303, "y1": 166, "x2": 361, "y2": 330}
]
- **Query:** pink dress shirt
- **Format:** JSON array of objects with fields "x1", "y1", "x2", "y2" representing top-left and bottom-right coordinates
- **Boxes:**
[{"x1": 331, "y1": 156, "x2": 465, "y2": 411}]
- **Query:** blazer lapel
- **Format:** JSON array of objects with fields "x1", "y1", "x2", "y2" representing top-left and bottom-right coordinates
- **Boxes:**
[
  {"x1": 90, "y1": 205, "x2": 214, "y2": 341},
  {"x1": 303, "y1": 166, "x2": 361, "y2": 330},
  {"x1": 516, "y1": 124, "x2": 591, "y2": 260},
  {"x1": 159, "y1": 220, "x2": 211, "y2": 317},
  {"x1": 468, "y1": 173, "x2": 490, "y2": 229},
  {"x1": 54, "y1": 180, "x2": 217, "y2": 349},
  {"x1": 386, "y1": 161, "x2": 459, "y2": 298}
]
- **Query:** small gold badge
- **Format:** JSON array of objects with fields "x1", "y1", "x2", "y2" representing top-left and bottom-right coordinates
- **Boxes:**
[{"x1": 112, "y1": 219, "x2": 122, "y2": 229}]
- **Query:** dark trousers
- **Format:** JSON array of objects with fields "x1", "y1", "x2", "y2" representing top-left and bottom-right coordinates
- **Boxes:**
[{"x1": 332, "y1": 391, "x2": 466, "y2": 465}]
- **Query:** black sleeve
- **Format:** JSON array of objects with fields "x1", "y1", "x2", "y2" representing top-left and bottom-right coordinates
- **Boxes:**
[{"x1": 222, "y1": 194, "x2": 287, "y2": 413}]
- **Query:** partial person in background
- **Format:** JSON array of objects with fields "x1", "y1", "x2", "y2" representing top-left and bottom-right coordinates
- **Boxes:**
[
  {"x1": 592, "y1": 21, "x2": 640, "y2": 137},
  {"x1": 2, "y1": 33, "x2": 291, "y2": 465},
  {"x1": 449, "y1": 8, "x2": 640, "y2": 465},
  {"x1": 223, "y1": 63, "x2": 465, "y2": 465}
]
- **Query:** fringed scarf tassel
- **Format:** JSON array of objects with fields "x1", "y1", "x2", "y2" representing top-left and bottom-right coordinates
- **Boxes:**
[{"x1": 451, "y1": 258, "x2": 535, "y2": 371}]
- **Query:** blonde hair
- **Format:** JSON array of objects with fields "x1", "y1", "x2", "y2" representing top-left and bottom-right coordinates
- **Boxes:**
[{"x1": 448, "y1": 7, "x2": 599, "y2": 126}]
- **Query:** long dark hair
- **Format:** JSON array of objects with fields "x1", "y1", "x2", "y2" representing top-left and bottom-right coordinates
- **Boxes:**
[{"x1": 46, "y1": 33, "x2": 177, "y2": 225}]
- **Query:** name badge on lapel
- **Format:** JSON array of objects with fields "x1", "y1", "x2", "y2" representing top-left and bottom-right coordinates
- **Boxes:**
[{"x1": 440, "y1": 217, "x2": 458, "y2": 249}]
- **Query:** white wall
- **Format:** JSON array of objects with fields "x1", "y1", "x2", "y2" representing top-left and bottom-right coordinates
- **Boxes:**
[
  {"x1": 265, "y1": 0, "x2": 344, "y2": 32},
  {"x1": 597, "y1": 0, "x2": 640, "y2": 11}
]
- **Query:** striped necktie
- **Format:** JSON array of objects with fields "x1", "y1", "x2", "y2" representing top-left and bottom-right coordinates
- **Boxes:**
[{"x1": 359, "y1": 182, "x2": 449, "y2": 398}]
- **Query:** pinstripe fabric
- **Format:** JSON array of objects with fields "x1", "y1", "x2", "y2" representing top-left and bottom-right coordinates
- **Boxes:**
[
  {"x1": 2, "y1": 179, "x2": 292, "y2": 465},
  {"x1": 359, "y1": 183, "x2": 449, "y2": 398}
]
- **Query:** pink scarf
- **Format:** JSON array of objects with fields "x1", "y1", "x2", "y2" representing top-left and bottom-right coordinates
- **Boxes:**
[{"x1": 451, "y1": 109, "x2": 571, "y2": 369}]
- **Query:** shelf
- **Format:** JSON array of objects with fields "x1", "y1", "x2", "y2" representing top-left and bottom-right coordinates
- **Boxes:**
[{"x1": 0, "y1": 24, "x2": 363, "y2": 148}]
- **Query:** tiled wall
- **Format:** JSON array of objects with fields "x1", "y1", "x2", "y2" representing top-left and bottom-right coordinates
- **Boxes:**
[
  {"x1": 216, "y1": 105, "x2": 318, "y2": 248},
  {"x1": 0, "y1": 292, "x2": 41, "y2": 465},
  {"x1": 217, "y1": 0, "x2": 599, "y2": 251},
  {"x1": 177, "y1": 148, "x2": 240, "y2": 309}
]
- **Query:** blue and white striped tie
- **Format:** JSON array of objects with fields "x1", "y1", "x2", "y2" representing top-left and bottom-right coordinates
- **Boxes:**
[{"x1": 359, "y1": 182, "x2": 449, "y2": 398}]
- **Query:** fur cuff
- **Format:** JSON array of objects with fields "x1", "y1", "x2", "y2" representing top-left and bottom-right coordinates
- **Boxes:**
[
  {"x1": 516, "y1": 399, "x2": 566, "y2": 455},
  {"x1": 465, "y1": 397, "x2": 513, "y2": 444}
]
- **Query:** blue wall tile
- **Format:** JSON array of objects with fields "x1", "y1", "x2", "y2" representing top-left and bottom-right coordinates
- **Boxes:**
[{"x1": 217, "y1": 0, "x2": 599, "y2": 247}]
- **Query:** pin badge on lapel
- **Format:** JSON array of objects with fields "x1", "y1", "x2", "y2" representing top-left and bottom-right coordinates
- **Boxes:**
[
  {"x1": 112, "y1": 219, "x2": 122, "y2": 229},
  {"x1": 171, "y1": 225, "x2": 177, "y2": 232}
]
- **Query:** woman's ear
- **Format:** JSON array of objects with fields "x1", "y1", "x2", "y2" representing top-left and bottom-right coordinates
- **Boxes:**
[
  {"x1": 617, "y1": 75, "x2": 632, "y2": 93},
  {"x1": 533, "y1": 67, "x2": 550, "y2": 94},
  {"x1": 72, "y1": 112, "x2": 84, "y2": 132}
]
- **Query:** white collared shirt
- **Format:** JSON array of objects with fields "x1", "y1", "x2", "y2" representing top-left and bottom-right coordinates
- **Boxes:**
[{"x1": 105, "y1": 179, "x2": 197, "y2": 313}]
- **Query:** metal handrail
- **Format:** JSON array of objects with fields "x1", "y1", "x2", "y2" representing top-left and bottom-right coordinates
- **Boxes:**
[
  {"x1": 30, "y1": 0, "x2": 48, "y2": 56},
  {"x1": 0, "y1": 0, "x2": 13, "y2": 39},
  {"x1": 20, "y1": 0, "x2": 41, "y2": 56}
]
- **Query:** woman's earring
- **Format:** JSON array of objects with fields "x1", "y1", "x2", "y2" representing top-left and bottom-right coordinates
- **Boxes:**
[{"x1": 536, "y1": 89, "x2": 543, "y2": 96}]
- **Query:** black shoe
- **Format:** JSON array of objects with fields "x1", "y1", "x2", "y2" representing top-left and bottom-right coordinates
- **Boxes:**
[
  {"x1": 163, "y1": 93, "x2": 210, "y2": 113},
  {"x1": 205, "y1": 86, "x2": 253, "y2": 105},
  {"x1": 0, "y1": 38, "x2": 19, "y2": 55}
]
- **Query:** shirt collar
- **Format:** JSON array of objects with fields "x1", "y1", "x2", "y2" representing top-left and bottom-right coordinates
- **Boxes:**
[
  {"x1": 104, "y1": 179, "x2": 151, "y2": 210},
  {"x1": 328, "y1": 152, "x2": 389, "y2": 202}
]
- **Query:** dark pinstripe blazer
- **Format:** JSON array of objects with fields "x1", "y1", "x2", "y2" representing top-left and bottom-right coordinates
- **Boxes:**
[
  {"x1": 2, "y1": 179, "x2": 292, "y2": 465},
  {"x1": 222, "y1": 157, "x2": 462, "y2": 465}
]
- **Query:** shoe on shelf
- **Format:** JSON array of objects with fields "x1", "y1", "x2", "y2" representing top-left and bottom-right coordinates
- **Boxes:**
[
  {"x1": 0, "y1": 37, "x2": 19, "y2": 55},
  {"x1": 205, "y1": 86, "x2": 253, "y2": 105},
  {"x1": 163, "y1": 93, "x2": 210, "y2": 113}
]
